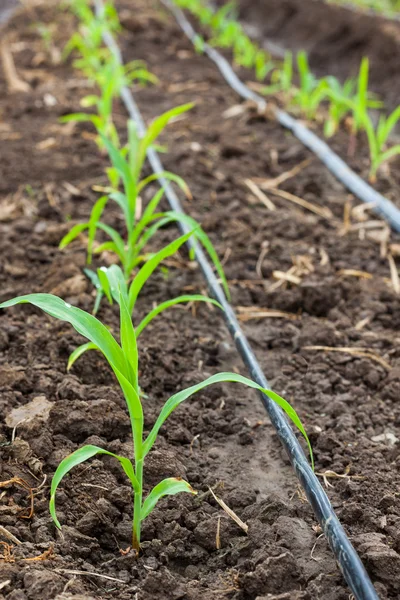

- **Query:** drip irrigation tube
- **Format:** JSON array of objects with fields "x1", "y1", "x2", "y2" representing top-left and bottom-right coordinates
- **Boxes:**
[
  {"x1": 94, "y1": 1, "x2": 379, "y2": 598},
  {"x1": 163, "y1": 0, "x2": 400, "y2": 235}
]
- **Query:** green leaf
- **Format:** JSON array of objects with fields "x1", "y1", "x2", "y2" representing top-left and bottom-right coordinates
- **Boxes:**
[
  {"x1": 158, "y1": 211, "x2": 230, "y2": 301},
  {"x1": 59, "y1": 223, "x2": 89, "y2": 249},
  {"x1": 0, "y1": 294, "x2": 127, "y2": 377},
  {"x1": 50, "y1": 444, "x2": 138, "y2": 529},
  {"x1": 128, "y1": 230, "x2": 195, "y2": 313},
  {"x1": 59, "y1": 112, "x2": 98, "y2": 124},
  {"x1": 375, "y1": 145, "x2": 400, "y2": 170},
  {"x1": 138, "y1": 103, "x2": 194, "y2": 172},
  {"x1": 98, "y1": 264, "x2": 128, "y2": 304},
  {"x1": 136, "y1": 294, "x2": 222, "y2": 337},
  {"x1": 80, "y1": 95, "x2": 100, "y2": 108},
  {"x1": 119, "y1": 288, "x2": 138, "y2": 388},
  {"x1": 87, "y1": 195, "x2": 108, "y2": 263},
  {"x1": 97, "y1": 267, "x2": 113, "y2": 304},
  {"x1": 96, "y1": 222, "x2": 126, "y2": 264},
  {"x1": 141, "y1": 478, "x2": 197, "y2": 521},
  {"x1": 67, "y1": 342, "x2": 99, "y2": 370},
  {"x1": 137, "y1": 172, "x2": 191, "y2": 199},
  {"x1": 143, "y1": 372, "x2": 313, "y2": 469},
  {"x1": 101, "y1": 135, "x2": 136, "y2": 229},
  {"x1": 130, "y1": 188, "x2": 166, "y2": 247}
]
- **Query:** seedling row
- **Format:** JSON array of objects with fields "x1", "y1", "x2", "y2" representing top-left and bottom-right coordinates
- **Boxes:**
[{"x1": 1, "y1": 0, "x2": 399, "y2": 598}]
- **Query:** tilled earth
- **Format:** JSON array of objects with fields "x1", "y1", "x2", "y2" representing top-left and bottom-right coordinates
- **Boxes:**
[{"x1": 1, "y1": 1, "x2": 400, "y2": 599}]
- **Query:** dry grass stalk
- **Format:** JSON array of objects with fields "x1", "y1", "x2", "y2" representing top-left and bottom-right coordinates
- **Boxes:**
[
  {"x1": 237, "y1": 306, "x2": 299, "y2": 321},
  {"x1": 0, "y1": 38, "x2": 30, "y2": 93},
  {"x1": 388, "y1": 254, "x2": 400, "y2": 295},
  {"x1": 209, "y1": 487, "x2": 248, "y2": 534},
  {"x1": 54, "y1": 569, "x2": 126, "y2": 583},
  {"x1": 222, "y1": 104, "x2": 247, "y2": 119},
  {"x1": 316, "y1": 469, "x2": 364, "y2": 489},
  {"x1": 390, "y1": 243, "x2": 400, "y2": 257},
  {"x1": 342, "y1": 196, "x2": 352, "y2": 235},
  {"x1": 351, "y1": 201, "x2": 377, "y2": 222},
  {"x1": 355, "y1": 316, "x2": 372, "y2": 331},
  {"x1": 269, "y1": 255, "x2": 314, "y2": 292},
  {"x1": 216, "y1": 516, "x2": 221, "y2": 550},
  {"x1": 267, "y1": 187, "x2": 333, "y2": 219},
  {"x1": 0, "y1": 526, "x2": 21, "y2": 546},
  {"x1": 244, "y1": 179, "x2": 276, "y2": 211},
  {"x1": 303, "y1": 346, "x2": 391, "y2": 371},
  {"x1": 273, "y1": 270, "x2": 302, "y2": 285},
  {"x1": 319, "y1": 248, "x2": 329, "y2": 266},
  {"x1": 255, "y1": 158, "x2": 312, "y2": 190},
  {"x1": 338, "y1": 269, "x2": 373, "y2": 280},
  {"x1": 256, "y1": 241, "x2": 269, "y2": 278}
]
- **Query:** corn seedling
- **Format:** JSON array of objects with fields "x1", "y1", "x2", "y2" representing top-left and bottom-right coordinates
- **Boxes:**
[
  {"x1": 350, "y1": 57, "x2": 382, "y2": 134},
  {"x1": 262, "y1": 51, "x2": 294, "y2": 99},
  {"x1": 173, "y1": 0, "x2": 400, "y2": 162},
  {"x1": 60, "y1": 104, "x2": 229, "y2": 310},
  {"x1": 174, "y1": 0, "x2": 274, "y2": 80},
  {"x1": 60, "y1": 58, "x2": 156, "y2": 148},
  {"x1": 361, "y1": 106, "x2": 400, "y2": 181},
  {"x1": 290, "y1": 51, "x2": 329, "y2": 120},
  {"x1": 323, "y1": 75, "x2": 357, "y2": 137},
  {"x1": 325, "y1": 0, "x2": 400, "y2": 18},
  {"x1": 63, "y1": 0, "x2": 118, "y2": 78},
  {"x1": 62, "y1": 0, "x2": 156, "y2": 148},
  {"x1": 0, "y1": 293, "x2": 312, "y2": 552}
]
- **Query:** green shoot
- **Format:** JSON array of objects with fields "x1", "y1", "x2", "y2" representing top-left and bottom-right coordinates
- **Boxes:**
[
  {"x1": 262, "y1": 51, "x2": 293, "y2": 98},
  {"x1": 291, "y1": 51, "x2": 328, "y2": 120},
  {"x1": 351, "y1": 57, "x2": 382, "y2": 134},
  {"x1": 361, "y1": 106, "x2": 400, "y2": 181},
  {"x1": 0, "y1": 294, "x2": 312, "y2": 552},
  {"x1": 323, "y1": 75, "x2": 356, "y2": 137},
  {"x1": 60, "y1": 109, "x2": 230, "y2": 302}
]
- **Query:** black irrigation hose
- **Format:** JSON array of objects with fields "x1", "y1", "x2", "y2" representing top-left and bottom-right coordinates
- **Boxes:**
[
  {"x1": 94, "y1": 1, "x2": 379, "y2": 598},
  {"x1": 163, "y1": 0, "x2": 400, "y2": 235}
]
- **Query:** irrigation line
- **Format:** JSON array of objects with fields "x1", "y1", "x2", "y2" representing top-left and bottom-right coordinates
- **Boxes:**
[
  {"x1": 163, "y1": 0, "x2": 400, "y2": 235},
  {"x1": 94, "y1": 1, "x2": 379, "y2": 598}
]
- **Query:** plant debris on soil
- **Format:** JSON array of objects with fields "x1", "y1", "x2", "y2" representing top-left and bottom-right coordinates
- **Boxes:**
[{"x1": 1, "y1": 1, "x2": 400, "y2": 599}]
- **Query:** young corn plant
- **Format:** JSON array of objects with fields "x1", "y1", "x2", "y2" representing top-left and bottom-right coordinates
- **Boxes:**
[
  {"x1": 63, "y1": 0, "x2": 118, "y2": 80},
  {"x1": 290, "y1": 51, "x2": 328, "y2": 120},
  {"x1": 361, "y1": 106, "x2": 400, "y2": 181},
  {"x1": 262, "y1": 51, "x2": 294, "y2": 100},
  {"x1": 174, "y1": 0, "x2": 274, "y2": 80},
  {"x1": 59, "y1": 103, "x2": 229, "y2": 312},
  {"x1": 0, "y1": 292, "x2": 312, "y2": 553},
  {"x1": 350, "y1": 57, "x2": 382, "y2": 135},
  {"x1": 60, "y1": 57, "x2": 156, "y2": 149},
  {"x1": 62, "y1": 0, "x2": 156, "y2": 149},
  {"x1": 323, "y1": 75, "x2": 357, "y2": 137}
]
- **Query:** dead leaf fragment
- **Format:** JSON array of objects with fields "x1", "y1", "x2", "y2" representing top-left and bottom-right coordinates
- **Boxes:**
[{"x1": 6, "y1": 396, "x2": 54, "y2": 428}]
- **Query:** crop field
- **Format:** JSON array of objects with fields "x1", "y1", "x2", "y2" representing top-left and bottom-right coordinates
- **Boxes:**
[{"x1": 1, "y1": 1, "x2": 400, "y2": 599}]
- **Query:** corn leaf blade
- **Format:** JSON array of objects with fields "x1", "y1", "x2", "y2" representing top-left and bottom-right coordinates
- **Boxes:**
[
  {"x1": 50, "y1": 444, "x2": 138, "y2": 529},
  {"x1": 0, "y1": 294, "x2": 126, "y2": 376},
  {"x1": 136, "y1": 294, "x2": 222, "y2": 337},
  {"x1": 143, "y1": 372, "x2": 313, "y2": 468},
  {"x1": 67, "y1": 342, "x2": 99, "y2": 370},
  {"x1": 141, "y1": 478, "x2": 197, "y2": 521}
]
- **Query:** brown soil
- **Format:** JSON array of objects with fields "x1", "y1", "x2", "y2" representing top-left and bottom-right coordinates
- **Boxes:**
[
  {"x1": 1, "y1": 1, "x2": 400, "y2": 599},
  {"x1": 231, "y1": 0, "x2": 400, "y2": 115}
]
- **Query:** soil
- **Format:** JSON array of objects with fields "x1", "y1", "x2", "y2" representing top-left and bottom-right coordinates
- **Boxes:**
[
  {"x1": 227, "y1": 0, "x2": 400, "y2": 116},
  {"x1": 1, "y1": 1, "x2": 400, "y2": 599}
]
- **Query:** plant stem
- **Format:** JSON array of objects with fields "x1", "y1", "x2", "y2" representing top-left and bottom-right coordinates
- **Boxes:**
[{"x1": 132, "y1": 457, "x2": 143, "y2": 552}]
